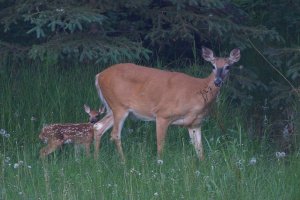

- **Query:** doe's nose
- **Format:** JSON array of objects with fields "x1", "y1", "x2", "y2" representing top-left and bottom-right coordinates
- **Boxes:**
[{"x1": 214, "y1": 78, "x2": 223, "y2": 87}]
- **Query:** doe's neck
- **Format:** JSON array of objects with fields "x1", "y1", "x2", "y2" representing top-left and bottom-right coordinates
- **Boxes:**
[{"x1": 197, "y1": 72, "x2": 221, "y2": 102}]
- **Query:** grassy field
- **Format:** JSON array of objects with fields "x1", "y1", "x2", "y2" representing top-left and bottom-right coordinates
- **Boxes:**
[{"x1": 1, "y1": 63, "x2": 300, "y2": 200}]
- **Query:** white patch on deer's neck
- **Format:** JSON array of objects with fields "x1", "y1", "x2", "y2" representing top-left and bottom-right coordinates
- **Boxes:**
[{"x1": 94, "y1": 123, "x2": 103, "y2": 131}]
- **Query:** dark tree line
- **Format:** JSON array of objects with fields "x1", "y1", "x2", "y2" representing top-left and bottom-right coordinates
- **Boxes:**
[{"x1": 0, "y1": 0, "x2": 284, "y2": 63}]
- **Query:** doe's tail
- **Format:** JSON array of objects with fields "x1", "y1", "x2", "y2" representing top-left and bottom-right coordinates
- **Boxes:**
[{"x1": 95, "y1": 73, "x2": 112, "y2": 114}]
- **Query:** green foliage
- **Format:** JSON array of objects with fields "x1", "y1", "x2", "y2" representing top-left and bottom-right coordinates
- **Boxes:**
[
  {"x1": 0, "y1": 0, "x2": 151, "y2": 64},
  {"x1": 2, "y1": 142, "x2": 300, "y2": 199},
  {"x1": 0, "y1": 0, "x2": 281, "y2": 64},
  {"x1": 1, "y1": 63, "x2": 300, "y2": 199},
  {"x1": 27, "y1": 35, "x2": 151, "y2": 64},
  {"x1": 265, "y1": 47, "x2": 300, "y2": 119}
]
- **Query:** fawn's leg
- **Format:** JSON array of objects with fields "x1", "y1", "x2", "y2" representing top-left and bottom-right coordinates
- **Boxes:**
[
  {"x1": 84, "y1": 143, "x2": 91, "y2": 157},
  {"x1": 40, "y1": 140, "x2": 63, "y2": 158}
]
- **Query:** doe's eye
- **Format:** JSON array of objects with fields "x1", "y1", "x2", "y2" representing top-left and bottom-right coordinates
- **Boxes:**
[{"x1": 224, "y1": 65, "x2": 231, "y2": 70}]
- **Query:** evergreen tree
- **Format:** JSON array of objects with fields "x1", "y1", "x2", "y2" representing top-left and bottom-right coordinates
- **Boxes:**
[{"x1": 0, "y1": 0, "x2": 279, "y2": 65}]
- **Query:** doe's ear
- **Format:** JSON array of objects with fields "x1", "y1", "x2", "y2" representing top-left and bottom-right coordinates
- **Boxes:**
[
  {"x1": 228, "y1": 48, "x2": 241, "y2": 64},
  {"x1": 84, "y1": 104, "x2": 90, "y2": 114},
  {"x1": 202, "y1": 46, "x2": 215, "y2": 62}
]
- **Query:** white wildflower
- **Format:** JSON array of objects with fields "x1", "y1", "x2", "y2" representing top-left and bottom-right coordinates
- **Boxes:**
[
  {"x1": 157, "y1": 159, "x2": 163, "y2": 165},
  {"x1": 152, "y1": 171, "x2": 157, "y2": 179},
  {"x1": 56, "y1": 8, "x2": 64, "y2": 12},
  {"x1": 0, "y1": 129, "x2": 10, "y2": 138},
  {"x1": 130, "y1": 168, "x2": 141, "y2": 176},
  {"x1": 0, "y1": 129, "x2": 5, "y2": 135},
  {"x1": 154, "y1": 192, "x2": 159, "y2": 196},
  {"x1": 249, "y1": 157, "x2": 257, "y2": 165},
  {"x1": 13, "y1": 160, "x2": 25, "y2": 169},
  {"x1": 4, "y1": 157, "x2": 10, "y2": 163},
  {"x1": 195, "y1": 170, "x2": 201, "y2": 177},
  {"x1": 128, "y1": 128, "x2": 134, "y2": 134},
  {"x1": 28, "y1": 165, "x2": 32, "y2": 169},
  {"x1": 203, "y1": 176, "x2": 210, "y2": 182},
  {"x1": 236, "y1": 159, "x2": 244, "y2": 169},
  {"x1": 14, "y1": 111, "x2": 20, "y2": 118},
  {"x1": 13, "y1": 163, "x2": 19, "y2": 169},
  {"x1": 275, "y1": 152, "x2": 286, "y2": 159}
]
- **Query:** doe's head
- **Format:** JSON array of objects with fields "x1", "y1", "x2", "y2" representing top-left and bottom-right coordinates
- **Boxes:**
[{"x1": 202, "y1": 47, "x2": 241, "y2": 87}]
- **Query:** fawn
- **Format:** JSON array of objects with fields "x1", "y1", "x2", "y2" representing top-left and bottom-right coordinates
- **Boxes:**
[{"x1": 39, "y1": 104, "x2": 105, "y2": 158}]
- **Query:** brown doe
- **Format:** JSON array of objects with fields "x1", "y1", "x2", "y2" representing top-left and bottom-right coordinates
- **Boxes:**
[
  {"x1": 39, "y1": 104, "x2": 105, "y2": 158},
  {"x1": 93, "y1": 47, "x2": 241, "y2": 162}
]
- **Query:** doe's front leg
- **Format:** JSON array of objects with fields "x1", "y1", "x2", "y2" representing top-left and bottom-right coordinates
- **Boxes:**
[
  {"x1": 156, "y1": 117, "x2": 170, "y2": 164},
  {"x1": 188, "y1": 127, "x2": 204, "y2": 161}
]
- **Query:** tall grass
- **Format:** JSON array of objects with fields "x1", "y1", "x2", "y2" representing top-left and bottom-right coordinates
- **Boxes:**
[{"x1": 1, "y1": 63, "x2": 300, "y2": 199}]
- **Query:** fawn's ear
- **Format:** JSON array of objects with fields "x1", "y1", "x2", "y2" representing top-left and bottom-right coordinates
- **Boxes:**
[
  {"x1": 99, "y1": 106, "x2": 106, "y2": 114},
  {"x1": 84, "y1": 104, "x2": 90, "y2": 114},
  {"x1": 228, "y1": 48, "x2": 241, "y2": 64},
  {"x1": 202, "y1": 46, "x2": 215, "y2": 62}
]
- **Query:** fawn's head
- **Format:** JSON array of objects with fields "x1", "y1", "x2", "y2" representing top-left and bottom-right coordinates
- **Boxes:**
[
  {"x1": 84, "y1": 104, "x2": 105, "y2": 124},
  {"x1": 202, "y1": 47, "x2": 241, "y2": 87}
]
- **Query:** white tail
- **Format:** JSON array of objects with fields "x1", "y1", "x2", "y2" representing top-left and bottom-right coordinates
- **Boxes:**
[
  {"x1": 93, "y1": 47, "x2": 240, "y2": 162},
  {"x1": 39, "y1": 104, "x2": 104, "y2": 158}
]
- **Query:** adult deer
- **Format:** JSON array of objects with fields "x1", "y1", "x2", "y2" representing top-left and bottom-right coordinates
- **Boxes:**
[
  {"x1": 39, "y1": 104, "x2": 105, "y2": 158},
  {"x1": 93, "y1": 47, "x2": 240, "y2": 162}
]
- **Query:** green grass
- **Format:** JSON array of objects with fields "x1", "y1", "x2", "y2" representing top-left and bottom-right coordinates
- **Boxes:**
[{"x1": 1, "y1": 63, "x2": 300, "y2": 200}]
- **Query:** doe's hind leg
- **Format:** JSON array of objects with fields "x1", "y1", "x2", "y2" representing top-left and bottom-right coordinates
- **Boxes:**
[{"x1": 110, "y1": 110, "x2": 128, "y2": 162}]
